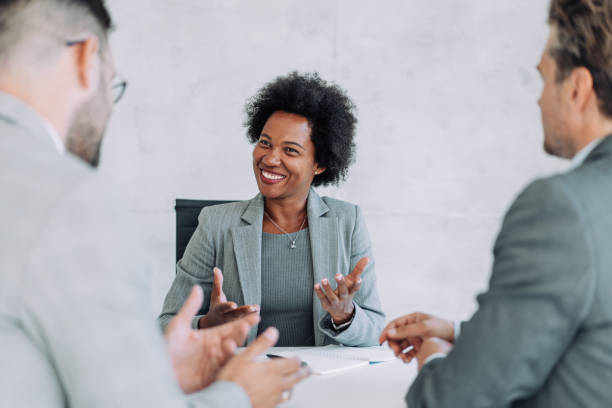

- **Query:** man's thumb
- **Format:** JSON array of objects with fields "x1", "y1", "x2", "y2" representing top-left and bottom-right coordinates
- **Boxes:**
[
  {"x1": 176, "y1": 285, "x2": 204, "y2": 323},
  {"x1": 241, "y1": 327, "x2": 279, "y2": 359}
]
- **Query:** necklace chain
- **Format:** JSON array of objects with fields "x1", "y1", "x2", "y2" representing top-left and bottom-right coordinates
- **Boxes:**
[{"x1": 264, "y1": 211, "x2": 307, "y2": 249}]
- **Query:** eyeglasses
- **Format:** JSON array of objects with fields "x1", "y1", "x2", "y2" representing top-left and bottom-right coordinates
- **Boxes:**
[
  {"x1": 66, "y1": 39, "x2": 128, "y2": 104},
  {"x1": 66, "y1": 40, "x2": 87, "y2": 47},
  {"x1": 111, "y1": 76, "x2": 128, "y2": 104}
]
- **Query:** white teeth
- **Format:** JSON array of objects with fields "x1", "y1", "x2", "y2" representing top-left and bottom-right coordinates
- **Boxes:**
[{"x1": 262, "y1": 170, "x2": 285, "y2": 180}]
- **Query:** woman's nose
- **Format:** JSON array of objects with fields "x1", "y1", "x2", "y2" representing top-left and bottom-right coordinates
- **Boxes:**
[{"x1": 262, "y1": 149, "x2": 281, "y2": 166}]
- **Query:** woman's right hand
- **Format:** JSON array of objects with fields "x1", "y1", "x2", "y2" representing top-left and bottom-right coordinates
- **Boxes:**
[{"x1": 198, "y1": 267, "x2": 259, "y2": 329}]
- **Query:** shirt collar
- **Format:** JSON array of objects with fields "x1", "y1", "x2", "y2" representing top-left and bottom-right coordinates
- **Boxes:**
[
  {"x1": 40, "y1": 115, "x2": 66, "y2": 154},
  {"x1": 0, "y1": 91, "x2": 65, "y2": 154},
  {"x1": 569, "y1": 137, "x2": 604, "y2": 170}
]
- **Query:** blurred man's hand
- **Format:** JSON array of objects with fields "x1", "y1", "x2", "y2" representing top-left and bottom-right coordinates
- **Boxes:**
[
  {"x1": 416, "y1": 337, "x2": 453, "y2": 370},
  {"x1": 165, "y1": 285, "x2": 259, "y2": 393},
  {"x1": 218, "y1": 327, "x2": 310, "y2": 408},
  {"x1": 379, "y1": 312, "x2": 454, "y2": 363}
]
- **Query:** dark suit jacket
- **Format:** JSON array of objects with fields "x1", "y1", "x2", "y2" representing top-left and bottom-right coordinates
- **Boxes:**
[{"x1": 407, "y1": 135, "x2": 612, "y2": 407}]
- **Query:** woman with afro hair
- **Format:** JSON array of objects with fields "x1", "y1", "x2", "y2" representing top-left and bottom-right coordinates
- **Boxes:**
[{"x1": 159, "y1": 72, "x2": 384, "y2": 347}]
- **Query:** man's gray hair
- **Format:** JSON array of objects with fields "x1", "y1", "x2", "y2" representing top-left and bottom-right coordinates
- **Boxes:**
[{"x1": 0, "y1": 0, "x2": 112, "y2": 68}]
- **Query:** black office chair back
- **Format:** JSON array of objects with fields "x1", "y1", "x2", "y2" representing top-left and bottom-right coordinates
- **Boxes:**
[{"x1": 175, "y1": 199, "x2": 236, "y2": 263}]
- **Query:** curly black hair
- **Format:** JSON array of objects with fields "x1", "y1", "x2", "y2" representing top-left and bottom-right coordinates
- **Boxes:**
[{"x1": 244, "y1": 71, "x2": 358, "y2": 187}]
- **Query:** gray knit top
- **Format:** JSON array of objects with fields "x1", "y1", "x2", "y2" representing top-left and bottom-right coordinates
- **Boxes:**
[{"x1": 257, "y1": 228, "x2": 315, "y2": 346}]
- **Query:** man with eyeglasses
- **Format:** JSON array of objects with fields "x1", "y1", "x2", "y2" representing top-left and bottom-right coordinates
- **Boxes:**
[{"x1": 0, "y1": 1, "x2": 307, "y2": 407}]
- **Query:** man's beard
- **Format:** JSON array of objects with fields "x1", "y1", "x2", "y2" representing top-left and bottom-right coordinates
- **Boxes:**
[{"x1": 65, "y1": 79, "x2": 111, "y2": 168}]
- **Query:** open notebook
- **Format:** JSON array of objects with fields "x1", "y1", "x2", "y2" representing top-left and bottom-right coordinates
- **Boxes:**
[{"x1": 265, "y1": 345, "x2": 397, "y2": 375}]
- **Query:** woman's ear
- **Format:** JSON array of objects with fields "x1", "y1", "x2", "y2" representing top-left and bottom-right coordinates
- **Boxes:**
[{"x1": 314, "y1": 165, "x2": 326, "y2": 175}]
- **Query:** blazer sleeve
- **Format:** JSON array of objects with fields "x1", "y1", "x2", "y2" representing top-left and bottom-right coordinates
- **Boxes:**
[
  {"x1": 406, "y1": 179, "x2": 596, "y2": 407},
  {"x1": 21, "y1": 190, "x2": 250, "y2": 408},
  {"x1": 318, "y1": 205, "x2": 386, "y2": 346},
  {"x1": 158, "y1": 208, "x2": 217, "y2": 331}
]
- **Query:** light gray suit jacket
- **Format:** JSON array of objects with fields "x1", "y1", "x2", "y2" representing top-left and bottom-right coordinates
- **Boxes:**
[
  {"x1": 158, "y1": 190, "x2": 385, "y2": 346},
  {"x1": 0, "y1": 92, "x2": 250, "y2": 407},
  {"x1": 407, "y1": 135, "x2": 612, "y2": 407}
]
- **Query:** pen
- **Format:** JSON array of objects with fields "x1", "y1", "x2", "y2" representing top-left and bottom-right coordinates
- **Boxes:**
[{"x1": 266, "y1": 354, "x2": 308, "y2": 368}]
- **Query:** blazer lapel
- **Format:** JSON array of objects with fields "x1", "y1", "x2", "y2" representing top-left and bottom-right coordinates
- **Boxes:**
[
  {"x1": 231, "y1": 194, "x2": 264, "y2": 311},
  {"x1": 307, "y1": 189, "x2": 339, "y2": 345}
]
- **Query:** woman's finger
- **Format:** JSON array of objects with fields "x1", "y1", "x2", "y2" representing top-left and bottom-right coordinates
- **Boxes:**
[
  {"x1": 215, "y1": 302, "x2": 237, "y2": 314},
  {"x1": 346, "y1": 257, "x2": 369, "y2": 286},
  {"x1": 348, "y1": 278, "x2": 362, "y2": 296},
  {"x1": 314, "y1": 283, "x2": 332, "y2": 309},
  {"x1": 321, "y1": 278, "x2": 339, "y2": 303},
  {"x1": 222, "y1": 304, "x2": 259, "y2": 320},
  {"x1": 335, "y1": 274, "x2": 349, "y2": 298},
  {"x1": 211, "y1": 267, "x2": 228, "y2": 303}
]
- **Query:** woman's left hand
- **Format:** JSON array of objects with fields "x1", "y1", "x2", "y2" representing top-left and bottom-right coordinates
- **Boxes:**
[{"x1": 314, "y1": 257, "x2": 369, "y2": 325}]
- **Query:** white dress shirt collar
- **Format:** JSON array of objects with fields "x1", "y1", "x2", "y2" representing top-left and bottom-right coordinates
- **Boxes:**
[
  {"x1": 569, "y1": 137, "x2": 604, "y2": 170},
  {"x1": 0, "y1": 91, "x2": 65, "y2": 154},
  {"x1": 41, "y1": 116, "x2": 66, "y2": 154}
]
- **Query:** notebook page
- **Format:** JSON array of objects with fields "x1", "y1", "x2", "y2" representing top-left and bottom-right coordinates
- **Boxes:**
[
  {"x1": 266, "y1": 346, "x2": 397, "y2": 375},
  {"x1": 298, "y1": 345, "x2": 397, "y2": 363}
]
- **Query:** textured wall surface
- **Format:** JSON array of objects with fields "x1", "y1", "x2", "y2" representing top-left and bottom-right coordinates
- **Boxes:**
[{"x1": 100, "y1": 0, "x2": 565, "y2": 322}]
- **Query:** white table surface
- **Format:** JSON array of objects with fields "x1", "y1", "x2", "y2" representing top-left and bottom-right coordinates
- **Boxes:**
[{"x1": 281, "y1": 357, "x2": 418, "y2": 408}]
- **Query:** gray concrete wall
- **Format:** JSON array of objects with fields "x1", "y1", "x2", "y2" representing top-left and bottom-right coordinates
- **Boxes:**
[{"x1": 101, "y1": 0, "x2": 565, "y2": 322}]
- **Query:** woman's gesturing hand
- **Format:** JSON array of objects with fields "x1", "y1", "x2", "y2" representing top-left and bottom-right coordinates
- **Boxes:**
[
  {"x1": 314, "y1": 257, "x2": 369, "y2": 325},
  {"x1": 198, "y1": 267, "x2": 260, "y2": 329}
]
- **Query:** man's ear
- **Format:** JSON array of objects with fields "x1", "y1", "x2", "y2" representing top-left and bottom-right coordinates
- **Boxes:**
[
  {"x1": 568, "y1": 66, "x2": 595, "y2": 113},
  {"x1": 72, "y1": 37, "x2": 100, "y2": 91}
]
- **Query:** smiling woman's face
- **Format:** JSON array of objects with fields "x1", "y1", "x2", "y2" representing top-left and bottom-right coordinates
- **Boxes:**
[{"x1": 252, "y1": 110, "x2": 325, "y2": 202}]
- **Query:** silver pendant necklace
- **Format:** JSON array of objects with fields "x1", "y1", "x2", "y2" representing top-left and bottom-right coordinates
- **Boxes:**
[{"x1": 264, "y1": 211, "x2": 307, "y2": 249}]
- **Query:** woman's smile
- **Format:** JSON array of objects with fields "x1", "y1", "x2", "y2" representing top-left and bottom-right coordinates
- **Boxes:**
[{"x1": 260, "y1": 168, "x2": 287, "y2": 184}]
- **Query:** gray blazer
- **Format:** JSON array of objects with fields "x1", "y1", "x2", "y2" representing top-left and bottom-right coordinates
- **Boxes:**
[
  {"x1": 407, "y1": 135, "x2": 612, "y2": 407},
  {"x1": 0, "y1": 92, "x2": 249, "y2": 407},
  {"x1": 159, "y1": 190, "x2": 385, "y2": 346}
]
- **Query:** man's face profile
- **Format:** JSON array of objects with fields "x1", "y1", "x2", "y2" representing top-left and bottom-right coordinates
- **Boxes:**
[
  {"x1": 537, "y1": 27, "x2": 575, "y2": 159},
  {"x1": 65, "y1": 48, "x2": 115, "y2": 168}
]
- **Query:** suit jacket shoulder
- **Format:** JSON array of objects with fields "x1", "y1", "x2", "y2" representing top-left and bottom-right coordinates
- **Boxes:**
[
  {"x1": 198, "y1": 199, "x2": 254, "y2": 229},
  {"x1": 407, "y1": 135, "x2": 612, "y2": 408},
  {"x1": 0, "y1": 95, "x2": 250, "y2": 408},
  {"x1": 320, "y1": 195, "x2": 359, "y2": 220}
]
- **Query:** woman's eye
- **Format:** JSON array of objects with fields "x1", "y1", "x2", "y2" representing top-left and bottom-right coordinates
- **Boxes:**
[
  {"x1": 285, "y1": 147, "x2": 298, "y2": 154},
  {"x1": 259, "y1": 139, "x2": 270, "y2": 147}
]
